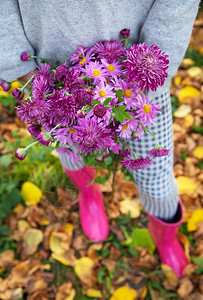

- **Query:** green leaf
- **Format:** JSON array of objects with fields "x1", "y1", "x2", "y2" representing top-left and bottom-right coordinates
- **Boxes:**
[
  {"x1": 194, "y1": 267, "x2": 203, "y2": 275},
  {"x1": 192, "y1": 125, "x2": 203, "y2": 135},
  {"x1": 103, "y1": 97, "x2": 112, "y2": 106},
  {"x1": 191, "y1": 256, "x2": 203, "y2": 265},
  {"x1": 0, "y1": 154, "x2": 13, "y2": 168},
  {"x1": 92, "y1": 99, "x2": 100, "y2": 105},
  {"x1": 116, "y1": 89, "x2": 123, "y2": 99},
  {"x1": 185, "y1": 46, "x2": 203, "y2": 67},
  {"x1": 115, "y1": 105, "x2": 131, "y2": 123},
  {"x1": 131, "y1": 228, "x2": 156, "y2": 254},
  {"x1": 181, "y1": 151, "x2": 188, "y2": 161},
  {"x1": 197, "y1": 161, "x2": 203, "y2": 169}
]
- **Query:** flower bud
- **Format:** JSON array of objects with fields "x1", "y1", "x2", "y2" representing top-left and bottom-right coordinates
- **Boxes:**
[
  {"x1": 95, "y1": 155, "x2": 103, "y2": 162},
  {"x1": 77, "y1": 110, "x2": 85, "y2": 118},
  {"x1": 15, "y1": 148, "x2": 27, "y2": 161},
  {"x1": 37, "y1": 132, "x2": 52, "y2": 146},
  {"x1": 120, "y1": 28, "x2": 130, "y2": 38},
  {"x1": 21, "y1": 52, "x2": 31, "y2": 61},
  {"x1": 102, "y1": 149, "x2": 110, "y2": 159},
  {"x1": 27, "y1": 124, "x2": 40, "y2": 137},
  {"x1": 1, "y1": 81, "x2": 11, "y2": 92},
  {"x1": 93, "y1": 104, "x2": 106, "y2": 118},
  {"x1": 12, "y1": 88, "x2": 24, "y2": 101}
]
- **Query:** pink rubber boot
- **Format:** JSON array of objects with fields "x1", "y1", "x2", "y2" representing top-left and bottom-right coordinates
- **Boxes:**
[
  {"x1": 65, "y1": 166, "x2": 109, "y2": 242},
  {"x1": 147, "y1": 199, "x2": 188, "y2": 277}
]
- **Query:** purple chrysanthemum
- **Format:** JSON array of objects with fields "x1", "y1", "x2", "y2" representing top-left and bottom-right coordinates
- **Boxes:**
[
  {"x1": 74, "y1": 89, "x2": 93, "y2": 108},
  {"x1": 12, "y1": 89, "x2": 24, "y2": 101},
  {"x1": 21, "y1": 52, "x2": 31, "y2": 61},
  {"x1": 37, "y1": 132, "x2": 52, "y2": 146},
  {"x1": 123, "y1": 43, "x2": 169, "y2": 92},
  {"x1": 15, "y1": 148, "x2": 27, "y2": 161},
  {"x1": 16, "y1": 98, "x2": 50, "y2": 123},
  {"x1": 93, "y1": 40, "x2": 126, "y2": 62},
  {"x1": 32, "y1": 75, "x2": 53, "y2": 101},
  {"x1": 27, "y1": 124, "x2": 41, "y2": 137},
  {"x1": 72, "y1": 118, "x2": 114, "y2": 155},
  {"x1": 47, "y1": 90, "x2": 76, "y2": 126},
  {"x1": 1, "y1": 81, "x2": 11, "y2": 92},
  {"x1": 52, "y1": 127, "x2": 75, "y2": 146},
  {"x1": 55, "y1": 62, "x2": 69, "y2": 81},
  {"x1": 147, "y1": 147, "x2": 170, "y2": 157},
  {"x1": 121, "y1": 157, "x2": 153, "y2": 170},
  {"x1": 120, "y1": 28, "x2": 130, "y2": 39}
]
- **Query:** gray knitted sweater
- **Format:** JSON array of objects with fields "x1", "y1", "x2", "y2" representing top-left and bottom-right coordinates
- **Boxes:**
[{"x1": 0, "y1": 0, "x2": 200, "y2": 96}]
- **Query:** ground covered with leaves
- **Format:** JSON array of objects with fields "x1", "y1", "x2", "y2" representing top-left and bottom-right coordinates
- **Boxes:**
[{"x1": 0, "y1": 10, "x2": 203, "y2": 300}]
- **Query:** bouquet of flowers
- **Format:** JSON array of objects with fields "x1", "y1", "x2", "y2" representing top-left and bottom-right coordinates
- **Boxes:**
[{"x1": 3, "y1": 29, "x2": 170, "y2": 176}]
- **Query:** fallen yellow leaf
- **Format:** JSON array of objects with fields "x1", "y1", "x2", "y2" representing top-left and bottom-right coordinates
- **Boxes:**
[
  {"x1": 178, "y1": 86, "x2": 200, "y2": 103},
  {"x1": 119, "y1": 199, "x2": 140, "y2": 218},
  {"x1": 49, "y1": 224, "x2": 73, "y2": 254},
  {"x1": 181, "y1": 58, "x2": 194, "y2": 67},
  {"x1": 18, "y1": 220, "x2": 30, "y2": 232},
  {"x1": 23, "y1": 228, "x2": 43, "y2": 255},
  {"x1": 187, "y1": 66, "x2": 202, "y2": 78},
  {"x1": 51, "y1": 250, "x2": 76, "y2": 266},
  {"x1": 176, "y1": 176, "x2": 198, "y2": 195},
  {"x1": 161, "y1": 264, "x2": 178, "y2": 282},
  {"x1": 74, "y1": 257, "x2": 95, "y2": 286},
  {"x1": 184, "y1": 114, "x2": 194, "y2": 127},
  {"x1": 86, "y1": 289, "x2": 102, "y2": 298},
  {"x1": 174, "y1": 76, "x2": 181, "y2": 85},
  {"x1": 110, "y1": 286, "x2": 137, "y2": 300},
  {"x1": 21, "y1": 182, "x2": 43, "y2": 205},
  {"x1": 192, "y1": 146, "x2": 203, "y2": 159},
  {"x1": 11, "y1": 81, "x2": 21, "y2": 91},
  {"x1": 174, "y1": 105, "x2": 192, "y2": 118},
  {"x1": 187, "y1": 209, "x2": 203, "y2": 231},
  {"x1": 64, "y1": 289, "x2": 76, "y2": 300}
]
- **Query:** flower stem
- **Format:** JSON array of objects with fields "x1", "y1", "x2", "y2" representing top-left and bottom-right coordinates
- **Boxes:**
[
  {"x1": 49, "y1": 123, "x2": 61, "y2": 134},
  {"x1": 118, "y1": 138, "x2": 138, "y2": 159},
  {"x1": 25, "y1": 140, "x2": 39, "y2": 150},
  {"x1": 20, "y1": 75, "x2": 35, "y2": 91},
  {"x1": 146, "y1": 129, "x2": 160, "y2": 147}
]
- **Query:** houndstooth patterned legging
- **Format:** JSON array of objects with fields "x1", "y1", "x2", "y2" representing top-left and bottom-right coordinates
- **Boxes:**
[{"x1": 58, "y1": 89, "x2": 179, "y2": 219}]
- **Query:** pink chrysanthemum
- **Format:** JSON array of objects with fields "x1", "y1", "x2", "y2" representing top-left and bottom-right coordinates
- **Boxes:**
[
  {"x1": 121, "y1": 157, "x2": 153, "y2": 170},
  {"x1": 116, "y1": 117, "x2": 138, "y2": 139},
  {"x1": 134, "y1": 93, "x2": 160, "y2": 126},
  {"x1": 147, "y1": 147, "x2": 170, "y2": 157},
  {"x1": 101, "y1": 59, "x2": 123, "y2": 78},
  {"x1": 123, "y1": 43, "x2": 169, "y2": 92},
  {"x1": 112, "y1": 78, "x2": 138, "y2": 109},
  {"x1": 93, "y1": 81, "x2": 114, "y2": 102},
  {"x1": 93, "y1": 40, "x2": 126, "y2": 62},
  {"x1": 53, "y1": 127, "x2": 75, "y2": 146},
  {"x1": 72, "y1": 118, "x2": 114, "y2": 155},
  {"x1": 84, "y1": 61, "x2": 107, "y2": 84}
]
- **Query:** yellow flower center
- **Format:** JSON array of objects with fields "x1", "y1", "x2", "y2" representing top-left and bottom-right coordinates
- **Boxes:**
[
  {"x1": 124, "y1": 89, "x2": 132, "y2": 98},
  {"x1": 143, "y1": 104, "x2": 151, "y2": 114},
  {"x1": 79, "y1": 57, "x2": 87, "y2": 64},
  {"x1": 122, "y1": 124, "x2": 128, "y2": 131},
  {"x1": 93, "y1": 70, "x2": 100, "y2": 77},
  {"x1": 99, "y1": 90, "x2": 106, "y2": 98},
  {"x1": 68, "y1": 128, "x2": 75, "y2": 133},
  {"x1": 107, "y1": 65, "x2": 115, "y2": 72}
]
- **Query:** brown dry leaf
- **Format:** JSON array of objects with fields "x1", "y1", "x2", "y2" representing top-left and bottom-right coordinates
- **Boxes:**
[
  {"x1": 176, "y1": 232, "x2": 191, "y2": 261},
  {"x1": 0, "y1": 249, "x2": 18, "y2": 269},
  {"x1": 181, "y1": 58, "x2": 194, "y2": 68},
  {"x1": 176, "y1": 176, "x2": 198, "y2": 195},
  {"x1": 87, "y1": 243, "x2": 103, "y2": 262},
  {"x1": 56, "y1": 282, "x2": 75, "y2": 300},
  {"x1": 177, "y1": 277, "x2": 193, "y2": 298},
  {"x1": 23, "y1": 228, "x2": 43, "y2": 256},
  {"x1": 74, "y1": 257, "x2": 96, "y2": 287},
  {"x1": 18, "y1": 219, "x2": 30, "y2": 232},
  {"x1": 102, "y1": 258, "x2": 116, "y2": 272},
  {"x1": 119, "y1": 199, "x2": 141, "y2": 218}
]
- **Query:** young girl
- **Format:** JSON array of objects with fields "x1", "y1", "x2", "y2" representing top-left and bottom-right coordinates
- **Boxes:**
[{"x1": 0, "y1": 0, "x2": 200, "y2": 277}]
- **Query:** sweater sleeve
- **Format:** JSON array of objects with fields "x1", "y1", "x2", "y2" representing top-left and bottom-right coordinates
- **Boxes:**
[
  {"x1": 139, "y1": 0, "x2": 200, "y2": 96},
  {"x1": 0, "y1": 0, "x2": 37, "y2": 82}
]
